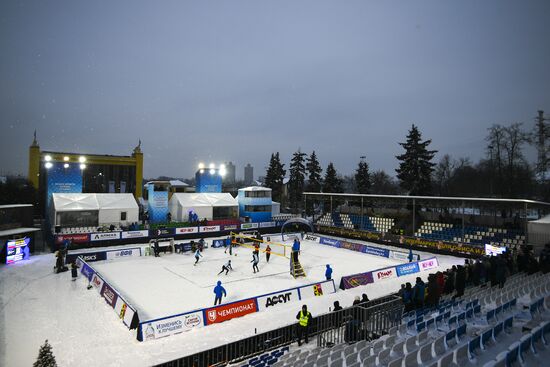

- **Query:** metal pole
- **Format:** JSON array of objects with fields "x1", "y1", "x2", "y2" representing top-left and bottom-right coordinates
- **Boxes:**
[
  {"x1": 461, "y1": 200, "x2": 465, "y2": 242},
  {"x1": 412, "y1": 199, "x2": 415, "y2": 236}
]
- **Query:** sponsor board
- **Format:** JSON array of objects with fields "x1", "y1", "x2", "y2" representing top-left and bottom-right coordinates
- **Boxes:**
[
  {"x1": 419, "y1": 258, "x2": 439, "y2": 271},
  {"x1": 396, "y1": 262, "x2": 420, "y2": 277},
  {"x1": 204, "y1": 298, "x2": 258, "y2": 325},
  {"x1": 259, "y1": 221, "x2": 276, "y2": 228},
  {"x1": 55, "y1": 234, "x2": 89, "y2": 244},
  {"x1": 340, "y1": 272, "x2": 374, "y2": 290},
  {"x1": 319, "y1": 237, "x2": 341, "y2": 248},
  {"x1": 304, "y1": 234, "x2": 320, "y2": 243},
  {"x1": 80, "y1": 262, "x2": 95, "y2": 281},
  {"x1": 222, "y1": 224, "x2": 238, "y2": 231},
  {"x1": 391, "y1": 251, "x2": 413, "y2": 262},
  {"x1": 340, "y1": 241, "x2": 365, "y2": 252},
  {"x1": 175, "y1": 227, "x2": 199, "y2": 234},
  {"x1": 114, "y1": 298, "x2": 136, "y2": 328},
  {"x1": 100, "y1": 282, "x2": 119, "y2": 308},
  {"x1": 211, "y1": 239, "x2": 225, "y2": 248},
  {"x1": 299, "y1": 280, "x2": 336, "y2": 299},
  {"x1": 156, "y1": 228, "x2": 173, "y2": 236},
  {"x1": 240, "y1": 223, "x2": 259, "y2": 230},
  {"x1": 91, "y1": 232, "x2": 120, "y2": 241},
  {"x1": 143, "y1": 310, "x2": 204, "y2": 340},
  {"x1": 199, "y1": 225, "x2": 221, "y2": 233},
  {"x1": 373, "y1": 267, "x2": 397, "y2": 282},
  {"x1": 106, "y1": 248, "x2": 141, "y2": 260},
  {"x1": 121, "y1": 230, "x2": 149, "y2": 239},
  {"x1": 363, "y1": 245, "x2": 390, "y2": 258},
  {"x1": 91, "y1": 273, "x2": 104, "y2": 293},
  {"x1": 67, "y1": 251, "x2": 107, "y2": 264},
  {"x1": 485, "y1": 244, "x2": 507, "y2": 257},
  {"x1": 257, "y1": 289, "x2": 300, "y2": 311}
]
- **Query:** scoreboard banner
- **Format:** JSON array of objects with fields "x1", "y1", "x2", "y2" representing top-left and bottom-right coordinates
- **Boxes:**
[{"x1": 6, "y1": 237, "x2": 31, "y2": 264}]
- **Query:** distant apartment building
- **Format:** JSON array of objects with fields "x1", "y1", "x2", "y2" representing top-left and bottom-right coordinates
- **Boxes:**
[{"x1": 244, "y1": 164, "x2": 254, "y2": 186}]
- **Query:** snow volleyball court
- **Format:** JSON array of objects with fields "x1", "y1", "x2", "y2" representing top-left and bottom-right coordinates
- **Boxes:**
[{"x1": 91, "y1": 237, "x2": 404, "y2": 321}]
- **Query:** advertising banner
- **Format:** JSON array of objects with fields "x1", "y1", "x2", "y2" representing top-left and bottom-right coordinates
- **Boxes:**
[
  {"x1": 304, "y1": 234, "x2": 320, "y2": 243},
  {"x1": 46, "y1": 163, "x2": 83, "y2": 207},
  {"x1": 80, "y1": 261, "x2": 95, "y2": 281},
  {"x1": 241, "y1": 223, "x2": 259, "y2": 230},
  {"x1": 91, "y1": 273, "x2": 105, "y2": 293},
  {"x1": 148, "y1": 186, "x2": 169, "y2": 223},
  {"x1": 199, "y1": 225, "x2": 220, "y2": 233},
  {"x1": 340, "y1": 240, "x2": 365, "y2": 252},
  {"x1": 257, "y1": 289, "x2": 300, "y2": 311},
  {"x1": 175, "y1": 227, "x2": 199, "y2": 234},
  {"x1": 5, "y1": 237, "x2": 31, "y2": 264},
  {"x1": 155, "y1": 228, "x2": 174, "y2": 236},
  {"x1": 419, "y1": 257, "x2": 439, "y2": 272},
  {"x1": 339, "y1": 272, "x2": 374, "y2": 290},
  {"x1": 121, "y1": 230, "x2": 149, "y2": 239},
  {"x1": 90, "y1": 232, "x2": 120, "y2": 241},
  {"x1": 259, "y1": 221, "x2": 276, "y2": 228},
  {"x1": 396, "y1": 262, "x2": 420, "y2": 277},
  {"x1": 319, "y1": 237, "x2": 341, "y2": 248},
  {"x1": 204, "y1": 298, "x2": 258, "y2": 325},
  {"x1": 372, "y1": 267, "x2": 397, "y2": 282},
  {"x1": 69, "y1": 251, "x2": 107, "y2": 264},
  {"x1": 362, "y1": 245, "x2": 390, "y2": 258},
  {"x1": 299, "y1": 280, "x2": 336, "y2": 299},
  {"x1": 100, "y1": 282, "x2": 119, "y2": 308},
  {"x1": 55, "y1": 234, "x2": 89, "y2": 244},
  {"x1": 114, "y1": 297, "x2": 136, "y2": 328},
  {"x1": 485, "y1": 244, "x2": 507, "y2": 256},
  {"x1": 142, "y1": 310, "x2": 204, "y2": 341},
  {"x1": 391, "y1": 251, "x2": 412, "y2": 262},
  {"x1": 211, "y1": 239, "x2": 225, "y2": 248},
  {"x1": 106, "y1": 248, "x2": 141, "y2": 260},
  {"x1": 222, "y1": 224, "x2": 238, "y2": 231}
]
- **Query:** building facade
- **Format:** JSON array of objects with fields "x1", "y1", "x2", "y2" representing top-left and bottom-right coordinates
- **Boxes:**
[{"x1": 244, "y1": 163, "x2": 254, "y2": 186}]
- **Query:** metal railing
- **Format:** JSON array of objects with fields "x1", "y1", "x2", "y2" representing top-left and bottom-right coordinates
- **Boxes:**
[{"x1": 155, "y1": 295, "x2": 404, "y2": 367}]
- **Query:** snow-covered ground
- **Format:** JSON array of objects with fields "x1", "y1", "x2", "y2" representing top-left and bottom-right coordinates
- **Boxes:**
[{"x1": 0, "y1": 235, "x2": 466, "y2": 367}]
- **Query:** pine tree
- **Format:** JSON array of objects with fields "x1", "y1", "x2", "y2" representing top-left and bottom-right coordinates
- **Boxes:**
[
  {"x1": 355, "y1": 158, "x2": 371, "y2": 194},
  {"x1": 395, "y1": 124, "x2": 437, "y2": 195},
  {"x1": 34, "y1": 340, "x2": 57, "y2": 367},
  {"x1": 306, "y1": 151, "x2": 323, "y2": 192},
  {"x1": 288, "y1": 149, "x2": 307, "y2": 212},
  {"x1": 264, "y1": 152, "x2": 286, "y2": 202},
  {"x1": 323, "y1": 163, "x2": 343, "y2": 193}
]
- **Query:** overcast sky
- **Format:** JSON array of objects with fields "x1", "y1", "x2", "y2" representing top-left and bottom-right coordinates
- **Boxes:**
[{"x1": 1, "y1": 0, "x2": 549, "y2": 180}]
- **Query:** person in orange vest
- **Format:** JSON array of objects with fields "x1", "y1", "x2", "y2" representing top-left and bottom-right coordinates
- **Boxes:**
[
  {"x1": 266, "y1": 245, "x2": 272, "y2": 263},
  {"x1": 254, "y1": 242, "x2": 260, "y2": 256}
]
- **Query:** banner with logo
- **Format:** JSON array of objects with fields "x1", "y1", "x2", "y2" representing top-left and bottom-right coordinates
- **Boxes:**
[
  {"x1": 91, "y1": 273, "x2": 105, "y2": 293},
  {"x1": 299, "y1": 279, "x2": 336, "y2": 299},
  {"x1": 240, "y1": 223, "x2": 259, "y2": 230},
  {"x1": 396, "y1": 262, "x2": 420, "y2": 277},
  {"x1": 339, "y1": 272, "x2": 374, "y2": 290},
  {"x1": 46, "y1": 163, "x2": 83, "y2": 208},
  {"x1": 141, "y1": 310, "x2": 204, "y2": 341},
  {"x1": 80, "y1": 261, "x2": 95, "y2": 281},
  {"x1": 372, "y1": 267, "x2": 397, "y2": 282},
  {"x1": 319, "y1": 237, "x2": 341, "y2": 248},
  {"x1": 418, "y1": 257, "x2": 439, "y2": 272},
  {"x1": 257, "y1": 289, "x2": 300, "y2": 311},
  {"x1": 304, "y1": 234, "x2": 320, "y2": 243},
  {"x1": 199, "y1": 225, "x2": 220, "y2": 233},
  {"x1": 212, "y1": 239, "x2": 225, "y2": 248},
  {"x1": 68, "y1": 251, "x2": 107, "y2": 264},
  {"x1": 121, "y1": 230, "x2": 149, "y2": 239},
  {"x1": 101, "y1": 282, "x2": 119, "y2": 308},
  {"x1": 259, "y1": 221, "x2": 276, "y2": 228},
  {"x1": 55, "y1": 234, "x2": 89, "y2": 245},
  {"x1": 204, "y1": 298, "x2": 258, "y2": 325},
  {"x1": 114, "y1": 297, "x2": 137, "y2": 329},
  {"x1": 106, "y1": 248, "x2": 142, "y2": 260},
  {"x1": 362, "y1": 245, "x2": 390, "y2": 258},
  {"x1": 391, "y1": 250, "x2": 412, "y2": 262},
  {"x1": 90, "y1": 232, "x2": 120, "y2": 241},
  {"x1": 175, "y1": 227, "x2": 199, "y2": 234},
  {"x1": 222, "y1": 224, "x2": 238, "y2": 231},
  {"x1": 147, "y1": 186, "x2": 169, "y2": 223}
]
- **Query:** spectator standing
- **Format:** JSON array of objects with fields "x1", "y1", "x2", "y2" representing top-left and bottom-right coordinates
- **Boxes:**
[{"x1": 296, "y1": 305, "x2": 312, "y2": 346}]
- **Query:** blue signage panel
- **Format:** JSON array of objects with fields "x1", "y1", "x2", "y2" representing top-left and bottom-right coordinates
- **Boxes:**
[
  {"x1": 47, "y1": 162, "x2": 83, "y2": 205},
  {"x1": 147, "y1": 185, "x2": 169, "y2": 223},
  {"x1": 319, "y1": 237, "x2": 341, "y2": 248},
  {"x1": 362, "y1": 245, "x2": 390, "y2": 258},
  {"x1": 396, "y1": 262, "x2": 420, "y2": 277}
]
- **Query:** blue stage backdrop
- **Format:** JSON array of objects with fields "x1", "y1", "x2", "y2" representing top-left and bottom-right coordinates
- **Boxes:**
[
  {"x1": 46, "y1": 163, "x2": 83, "y2": 206},
  {"x1": 147, "y1": 185, "x2": 169, "y2": 223},
  {"x1": 195, "y1": 170, "x2": 222, "y2": 193}
]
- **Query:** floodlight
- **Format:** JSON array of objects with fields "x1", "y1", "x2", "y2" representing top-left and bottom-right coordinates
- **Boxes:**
[
  {"x1": 209, "y1": 169, "x2": 215, "y2": 175},
  {"x1": 80, "y1": 164, "x2": 86, "y2": 170},
  {"x1": 44, "y1": 155, "x2": 52, "y2": 162},
  {"x1": 199, "y1": 169, "x2": 204, "y2": 174},
  {"x1": 198, "y1": 163, "x2": 205, "y2": 169},
  {"x1": 63, "y1": 163, "x2": 69, "y2": 168},
  {"x1": 45, "y1": 162, "x2": 53, "y2": 169},
  {"x1": 79, "y1": 156, "x2": 86, "y2": 163},
  {"x1": 209, "y1": 163, "x2": 215, "y2": 169}
]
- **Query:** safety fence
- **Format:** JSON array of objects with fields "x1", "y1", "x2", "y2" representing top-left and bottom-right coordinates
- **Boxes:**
[{"x1": 154, "y1": 295, "x2": 404, "y2": 367}]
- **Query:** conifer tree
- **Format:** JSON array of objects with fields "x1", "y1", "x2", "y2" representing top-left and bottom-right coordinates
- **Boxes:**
[
  {"x1": 355, "y1": 158, "x2": 371, "y2": 194},
  {"x1": 264, "y1": 152, "x2": 286, "y2": 202},
  {"x1": 288, "y1": 149, "x2": 307, "y2": 212},
  {"x1": 34, "y1": 340, "x2": 57, "y2": 367},
  {"x1": 306, "y1": 151, "x2": 323, "y2": 192},
  {"x1": 323, "y1": 163, "x2": 343, "y2": 193}
]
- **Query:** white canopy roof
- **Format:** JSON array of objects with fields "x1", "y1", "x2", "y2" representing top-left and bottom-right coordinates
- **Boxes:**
[
  {"x1": 239, "y1": 186, "x2": 271, "y2": 192},
  {"x1": 171, "y1": 193, "x2": 237, "y2": 207},
  {"x1": 530, "y1": 214, "x2": 550, "y2": 224},
  {"x1": 52, "y1": 193, "x2": 138, "y2": 212}
]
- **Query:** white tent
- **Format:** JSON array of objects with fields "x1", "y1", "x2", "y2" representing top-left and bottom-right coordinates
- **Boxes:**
[
  {"x1": 52, "y1": 193, "x2": 138, "y2": 227},
  {"x1": 528, "y1": 215, "x2": 550, "y2": 248},
  {"x1": 169, "y1": 193, "x2": 238, "y2": 221}
]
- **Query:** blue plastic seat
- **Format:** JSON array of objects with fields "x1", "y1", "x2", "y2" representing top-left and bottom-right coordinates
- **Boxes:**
[
  {"x1": 469, "y1": 335, "x2": 481, "y2": 358},
  {"x1": 417, "y1": 321, "x2": 426, "y2": 333},
  {"x1": 456, "y1": 324, "x2": 467, "y2": 341},
  {"x1": 481, "y1": 328, "x2": 494, "y2": 350}
]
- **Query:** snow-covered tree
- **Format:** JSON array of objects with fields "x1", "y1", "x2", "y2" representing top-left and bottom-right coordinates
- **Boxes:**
[{"x1": 34, "y1": 340, "x2": 57, "y2": 367}]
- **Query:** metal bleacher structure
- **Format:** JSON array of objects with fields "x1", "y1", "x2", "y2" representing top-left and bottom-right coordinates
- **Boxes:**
[
  {"x1": 316, "y1": 213, "x2": 395, "y2": 234},
  {"x1": 235, "y1": 271, "x2": 550, "y2": 367}
]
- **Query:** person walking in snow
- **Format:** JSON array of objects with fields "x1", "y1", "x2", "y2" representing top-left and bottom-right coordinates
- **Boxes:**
[
  {"x1": 251, "y1": 252, "x2": 260, "y2": 273},
  {"x1": 194, "y1": 248, "x2": 203, "y2": 265},
  {"x1": 224, "y1": 236, "x2": 231, "y2": 253},
  {"x1": 213, "y1": 280, "x2": 227, "y2": 305},
  {"x1": 218, "y1": 260, "x2": 233, "y2": 275}
]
